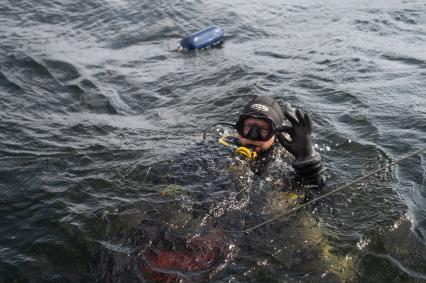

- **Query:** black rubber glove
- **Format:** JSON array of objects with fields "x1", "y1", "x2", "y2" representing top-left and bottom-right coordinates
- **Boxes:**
[
  {"x1": 276, "y1": 109, "x2": 324, "y2": 187},
  {"x1": 276, "y1": 109, "x2": 316, "y2": 162}
]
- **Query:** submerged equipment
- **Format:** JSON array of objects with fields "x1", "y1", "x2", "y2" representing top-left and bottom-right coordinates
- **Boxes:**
[{"x1": 179, "y1": 26, "x2": 224, "y2": 51}]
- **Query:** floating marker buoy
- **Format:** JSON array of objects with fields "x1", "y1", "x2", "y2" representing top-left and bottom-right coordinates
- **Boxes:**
[{"x1": 179, "y1": 26, "x2": 224, "y2": 51}]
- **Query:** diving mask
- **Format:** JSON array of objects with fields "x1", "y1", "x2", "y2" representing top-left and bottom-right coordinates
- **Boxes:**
[{"x1": 236, "y1": 115, "x2": 276, "y2": 141}]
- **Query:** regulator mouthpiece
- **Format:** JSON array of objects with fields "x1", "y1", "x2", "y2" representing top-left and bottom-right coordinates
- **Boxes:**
[
  {"x1": 218, "y1": 136, "x2": 257, "y2": 160},
  {"x1": 236, "y1": 146, "x2": 257, "y2": 160}
]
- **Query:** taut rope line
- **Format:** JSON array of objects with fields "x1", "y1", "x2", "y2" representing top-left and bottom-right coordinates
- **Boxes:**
[{"x1": 226, "y1": 148, "x2": 425, "y2": 233}]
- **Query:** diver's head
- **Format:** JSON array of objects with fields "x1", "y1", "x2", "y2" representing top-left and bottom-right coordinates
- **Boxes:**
[{"x1": 236, "y1": 96, "x2": 284, "y2": 153}]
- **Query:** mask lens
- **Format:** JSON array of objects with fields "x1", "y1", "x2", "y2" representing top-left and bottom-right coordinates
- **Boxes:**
[{"x1": 242, "y1": 120, "x2": 274, "y2": 141}]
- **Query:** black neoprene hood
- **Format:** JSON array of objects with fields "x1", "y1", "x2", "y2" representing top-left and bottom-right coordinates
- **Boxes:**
[{"x1": 238, "y1": 96, "x2": 285, "y2": 129}]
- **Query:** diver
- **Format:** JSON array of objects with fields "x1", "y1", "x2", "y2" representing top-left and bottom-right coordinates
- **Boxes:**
[
  {"x1": 220, "y1": 95, "x2": 325, "y2": 192},
  {"x1": 139, "y1": 96, "x2": 336, "y2": 282},
  {"x1": 218, "y1": 96, "x2": 357, "y2": 281}
]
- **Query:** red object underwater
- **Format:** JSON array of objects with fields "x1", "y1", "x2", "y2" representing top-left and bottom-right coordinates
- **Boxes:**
[{"x1": 141, "y1": 229, "x2": 234, "y2": 282}]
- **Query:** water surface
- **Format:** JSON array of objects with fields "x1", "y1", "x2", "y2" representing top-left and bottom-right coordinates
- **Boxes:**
[{"x1": 0, "y1": 0, "x2": 425, "y2": 281}]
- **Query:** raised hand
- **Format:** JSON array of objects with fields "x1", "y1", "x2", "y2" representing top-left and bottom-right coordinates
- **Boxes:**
[{"x1": 276, "y1": 109, "x2": 316, "y2": 162}]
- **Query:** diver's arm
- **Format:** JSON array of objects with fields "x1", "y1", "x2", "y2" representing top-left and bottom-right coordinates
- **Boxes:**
[
  {"x1": 291, "y1": 151, "x2": 325, "y2": 187},
  {"x1": 277, "y1": 109, "x2": 325, "y2": 188}
]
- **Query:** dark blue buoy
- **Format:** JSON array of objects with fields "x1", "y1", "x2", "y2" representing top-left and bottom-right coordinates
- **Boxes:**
[{"x1": 179, "y1": 26, "x2": 224, "y2": 51}]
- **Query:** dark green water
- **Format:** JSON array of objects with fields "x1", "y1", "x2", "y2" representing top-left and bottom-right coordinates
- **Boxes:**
[{"x1": 0, "y1": 0, "x2": 425, "y2": 282}]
